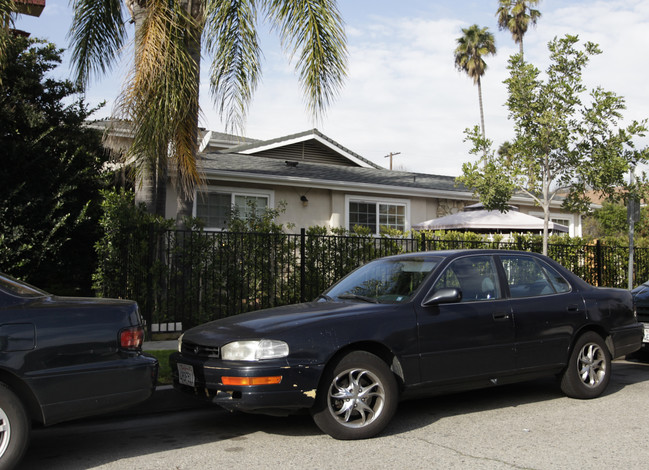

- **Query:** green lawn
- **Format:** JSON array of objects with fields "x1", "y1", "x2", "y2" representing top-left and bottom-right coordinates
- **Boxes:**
[{"x1": 146, "y1": 350, "x2": 173, "y2": 385}]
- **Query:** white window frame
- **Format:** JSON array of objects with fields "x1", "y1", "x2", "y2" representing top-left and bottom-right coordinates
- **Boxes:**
[
  {"x1": 344, "y1": 195, "x2": 410, "y2": 235},
  {"x1": 194, "y1": 186, "x2": 275, "y2": 230}
]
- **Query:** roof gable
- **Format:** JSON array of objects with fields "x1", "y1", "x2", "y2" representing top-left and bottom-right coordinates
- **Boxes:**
[{"x1": 223, "y1": 129, "x2": 382, "y2": 169}]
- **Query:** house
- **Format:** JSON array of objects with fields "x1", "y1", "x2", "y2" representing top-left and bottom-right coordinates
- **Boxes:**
[{"x1": 92, "y1": 121, "x2": 583, "y2": 236}]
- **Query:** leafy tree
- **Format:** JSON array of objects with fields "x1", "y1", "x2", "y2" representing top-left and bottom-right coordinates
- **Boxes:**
[
  {"x1": 454, "y1": 24, "x2": 496, "y2": 137},
  {"x1": 68, "y1": 0, "x2": 348, "y2": 223},
  {"x1": 459, "y1": 35, "x2": 649, "y2": 255},
  {"x1": 0, "y1": 36, "x2": 108, "y2": 294},
  {"x1": 496, "y1": 0, "x2": 541, "y2": 59}
]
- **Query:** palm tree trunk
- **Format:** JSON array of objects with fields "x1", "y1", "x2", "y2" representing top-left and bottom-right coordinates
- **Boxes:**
[
  {"x1": 129, "y1": 0, "x2": 167, "y2": 218},
  {"x1": 175, "y1": 0, "x2": 202, "y2": 227},
  {"x1": 477, "y1": 77, "x2": 486, "y2": 138},
  {"x1": 519, "y1": 38, "x2": 524, "y2": 60}
]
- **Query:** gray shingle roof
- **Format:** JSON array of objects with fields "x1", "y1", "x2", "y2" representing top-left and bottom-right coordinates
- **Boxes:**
[{"x1": 200, "y1": 153, "x2": 468, "y2": 193}]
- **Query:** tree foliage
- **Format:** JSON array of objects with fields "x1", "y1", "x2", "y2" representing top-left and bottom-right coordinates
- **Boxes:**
[
  {"x1": 0, "y1": 37, "x2": 108, "y2": 294},
  {"x1": 496, "y1": 0, "x2": 541, "y2": 58},
  {"x1": 459, "y1": 35, "x2": 649, "y2": 255},
  {"x1": 454, "y1": 24, "x2": 496, "y2": 136},
  {"x1": 68, "y1": 0, "x2": 348, "y2": 220}
]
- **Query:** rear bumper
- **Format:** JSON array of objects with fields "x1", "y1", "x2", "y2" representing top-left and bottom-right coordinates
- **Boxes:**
[
  {"x1": 170, "y1": 352, "x2": 324, "y2": 414},
  {"x1": 608, "y1": 322, "x2": 644, "y2": 358},
  {"x1": 30, "y1": 354, "x2": 159, "y2": 425}
]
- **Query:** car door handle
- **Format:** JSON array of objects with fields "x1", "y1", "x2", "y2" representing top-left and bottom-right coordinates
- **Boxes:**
[
  {"x1": 566, "y1": 304, "x2": 581, "y2": 313},
  {"x1": 492, "y1": 312, "x2": 510, "y2": 321}
]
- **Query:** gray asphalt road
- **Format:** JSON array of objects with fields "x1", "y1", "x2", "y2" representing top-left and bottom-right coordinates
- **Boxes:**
[{"x1": 17, "y1": 359, "x2": 649, "y2": 470}]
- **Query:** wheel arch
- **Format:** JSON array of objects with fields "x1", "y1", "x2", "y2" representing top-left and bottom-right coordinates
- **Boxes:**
[
  {"x1": 571, "y1": 325, "x2": 612, "y2": 357},
  {"x1": 0, "y1": 369, "x2": 43, "y2": 425},
  {"x1": 318, "y1": 341, "x2": 405, "y2": 392}
]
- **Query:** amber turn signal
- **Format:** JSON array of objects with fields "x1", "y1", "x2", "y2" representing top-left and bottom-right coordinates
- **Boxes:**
[{"x1": 222, "y1": 376, "x2": 282, "y2": 386}]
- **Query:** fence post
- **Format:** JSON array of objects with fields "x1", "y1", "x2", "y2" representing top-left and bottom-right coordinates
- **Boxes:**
[
  {"x1": 300, "y1": 228, "x2": 306, "y2": 303},
  {"x1": 144, "y1": 223, "x2": 155, "y2": 337},
  {"x1": 420, "y1": 232, "x2": 426, "y2": 252},
  {"x1": 596, "y1": 240, "x2": 603, "y2": 287}
]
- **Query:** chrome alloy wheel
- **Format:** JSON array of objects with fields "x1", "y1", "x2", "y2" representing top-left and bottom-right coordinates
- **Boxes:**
[
  {"x1": 0, "y1": 407, "x2": 11, "y2": 458},
  {"x1": 327, "y1": 368, "x2": 386, "y2": 428},
  {"x1": 577, "y1": 342, "x2": 607, "y2": 388}
]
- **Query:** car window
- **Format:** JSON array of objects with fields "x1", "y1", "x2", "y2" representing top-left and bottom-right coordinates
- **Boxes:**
[
  {"x1": 501, "y1": 255, "x2": 570, "y2": 298},
  {"x1": 326, "y1": 257, "x2": 441, "y2": 303},
  {"x1": 432, "y1": 255, "x2": 501, "y2": 302},
  {"x1": 0, "y1": 273, "x2": 48, "y2": 298}
]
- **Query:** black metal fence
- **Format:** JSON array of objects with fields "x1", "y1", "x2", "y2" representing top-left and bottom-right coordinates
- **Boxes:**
[{"x1": 102, "y1": 228, "x2": 649, "y2": 333}]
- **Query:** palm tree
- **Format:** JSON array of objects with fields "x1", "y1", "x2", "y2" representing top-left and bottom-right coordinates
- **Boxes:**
[
  {"x1": 454, "y1": 24, "x2": 496, "y2": 138},
  {"x1": 496, "y1": 0, "x2": 541, "y2": 60},
  {"x1": 68, "y1": 0, "x2": 347, "y2": 222}
]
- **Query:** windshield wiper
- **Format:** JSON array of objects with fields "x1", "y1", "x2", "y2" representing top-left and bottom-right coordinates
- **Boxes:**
[
  {"x1": 337, "y1": 293, "x2": 379, "y2": 303},
  {"x1": 316, "y1": 294, "x2": 334, "y2": 302}
]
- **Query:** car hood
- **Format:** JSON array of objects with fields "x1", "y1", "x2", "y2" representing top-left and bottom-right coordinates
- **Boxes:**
[{"x1": 182, "y1": 301, "x2": 396, "y2": 345}]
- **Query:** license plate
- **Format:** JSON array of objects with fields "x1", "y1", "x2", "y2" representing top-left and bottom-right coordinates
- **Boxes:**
[
  {"x1": 644, "y1": 325, "x2": 649, "y2": 343},
  {"x1": 177, "y1": 363, "x2": 195, "y2": 387}
]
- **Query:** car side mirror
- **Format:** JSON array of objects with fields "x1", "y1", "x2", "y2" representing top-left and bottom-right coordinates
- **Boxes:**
[{"x1": 422, "y1": 288, "x2": 462, "y2": 306}]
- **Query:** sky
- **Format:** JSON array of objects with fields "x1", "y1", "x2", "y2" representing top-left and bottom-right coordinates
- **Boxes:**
[{"x1": 14, "y1": 0, "x2": 649, "y2": 176}]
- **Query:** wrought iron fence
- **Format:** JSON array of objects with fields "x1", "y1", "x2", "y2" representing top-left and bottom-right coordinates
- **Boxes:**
[{"x1": 101, "y1": 227, "x2": 649, "y2": 333}]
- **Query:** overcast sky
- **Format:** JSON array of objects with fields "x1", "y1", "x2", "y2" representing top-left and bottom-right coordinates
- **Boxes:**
[{"x1": 15, "y1": 0, "x2": 649, "y2": 176}]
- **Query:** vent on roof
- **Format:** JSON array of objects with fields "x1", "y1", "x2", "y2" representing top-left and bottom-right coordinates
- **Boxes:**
[{"x1": 285, "y1": 161, "x2": 299, "y2": 167}]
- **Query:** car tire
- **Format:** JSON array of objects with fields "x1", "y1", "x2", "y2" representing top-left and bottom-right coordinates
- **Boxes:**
[
  {"x1": 0, "y1": 383, "x2": 30, "y2": 470},
  {"x1": 560, "y1": 332, "x2": 611, "y2": 399},
  {"x1": 311, "y1": 351, "x2": 398, "y2": 440}
]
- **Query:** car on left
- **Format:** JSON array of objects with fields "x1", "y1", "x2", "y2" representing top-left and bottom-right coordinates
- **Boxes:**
[{"x1": 0, "y1": 273, "x2": 158, "y2": 469}]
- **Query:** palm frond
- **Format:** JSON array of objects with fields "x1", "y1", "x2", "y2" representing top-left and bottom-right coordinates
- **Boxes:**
[
  {"x1": 68, "y1": 0, "x2": 126, "y2": 88},
  {"x1": 266, "y1": 0, "x2": 347, "y2": 121},
  {"x1": 204, "y1": 0, "x2": 262, "y2": 133},
  {"x1": 115, "y1": 0, "x2": 202, "y2": 196}
]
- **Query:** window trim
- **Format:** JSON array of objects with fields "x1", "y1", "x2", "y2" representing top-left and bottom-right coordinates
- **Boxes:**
[
  {"x1": 344, "y1": 195, "x2": 410, "y2": 235},
  {"x1": 194, "y1": 186, "x2": 275, "y2": 230}
]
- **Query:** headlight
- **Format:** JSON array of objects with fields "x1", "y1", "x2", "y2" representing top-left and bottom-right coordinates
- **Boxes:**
[
  {"x1": 221, "y1": 339, "x2": 289, "y2": 361},
  {"x1": 177, "y1": 333, "x2": 184, "y2": 353}
]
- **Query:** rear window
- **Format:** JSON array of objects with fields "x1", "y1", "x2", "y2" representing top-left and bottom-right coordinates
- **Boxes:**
[{"x1": 0, "y1": 274, "x2": 48, "y2": 298}]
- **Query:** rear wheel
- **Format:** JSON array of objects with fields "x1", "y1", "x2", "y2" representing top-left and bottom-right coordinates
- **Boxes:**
[
  {"x1": 311, "y1": 351, "x2": 398, "y2": 440},
  {"x1": 0, "y1": 383, "x2": 30, "y2": 470},
  {"x1": 560, "y1": 332, "x2": 611, "y2": 399}
]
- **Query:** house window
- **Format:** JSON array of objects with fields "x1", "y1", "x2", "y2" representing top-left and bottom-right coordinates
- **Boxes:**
[
  {"x1": 196, "y1": 190, "x2": 271, "y2": 229},
  {"x1": 347, "y1": 197, "x2": 408, "y2": 235}
]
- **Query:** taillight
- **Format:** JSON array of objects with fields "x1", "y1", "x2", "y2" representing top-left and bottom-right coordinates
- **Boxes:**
[{"x1": 120, "y1": 326, "x2": 144, "y2": 350}]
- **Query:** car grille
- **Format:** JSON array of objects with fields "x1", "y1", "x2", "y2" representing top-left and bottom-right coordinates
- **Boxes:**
[{"x1": 181, "y1": 341, "x2": 220, "y2": 358}]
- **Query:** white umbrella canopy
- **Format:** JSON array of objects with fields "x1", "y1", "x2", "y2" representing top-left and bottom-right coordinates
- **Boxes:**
[{"x1": 413, "y1": 205, "x2": 569, "y2": 233}]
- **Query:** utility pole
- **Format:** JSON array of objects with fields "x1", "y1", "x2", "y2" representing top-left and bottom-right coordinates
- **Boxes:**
[{"x1": 384, "y1": 152, "x2": 401, "y2": 170}]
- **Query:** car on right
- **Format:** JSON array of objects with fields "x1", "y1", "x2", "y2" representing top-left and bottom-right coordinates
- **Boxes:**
[{"x1": 631, "y1": 280, "x2": 649, "y2": 351}]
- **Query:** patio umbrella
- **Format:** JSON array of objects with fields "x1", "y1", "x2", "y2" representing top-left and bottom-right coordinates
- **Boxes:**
[{"x1": 413, "y1": 205, "x2": 569, "y2": 233}]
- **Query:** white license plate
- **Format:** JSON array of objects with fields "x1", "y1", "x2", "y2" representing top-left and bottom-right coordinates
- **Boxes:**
[
  {"x1": 177, "y1": 363, "x2": 195, "y2": 387},
  {"x1": 644, "y1": 326, "x2": 649, "y2": 343}
]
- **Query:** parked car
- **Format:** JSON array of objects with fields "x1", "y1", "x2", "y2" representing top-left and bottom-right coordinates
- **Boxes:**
[
  {"x1": 0, "y1": 273, "x2": 158, "y2": 469},
  {"x1": 631, "y1": 280, "x2": 649, "y2": 350},
  {"x1": 170, "y1": 250, "x2": 642, "y2": 440}
]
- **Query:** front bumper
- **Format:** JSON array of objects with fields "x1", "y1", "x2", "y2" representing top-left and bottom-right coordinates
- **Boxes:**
[{"x1": 170, "y1": 352, "x2": 324, "y2": 414}]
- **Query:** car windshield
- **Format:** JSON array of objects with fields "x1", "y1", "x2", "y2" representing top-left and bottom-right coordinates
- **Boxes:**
[
  {"x1": 0, "y1": 273, "x2": 48, "y2": 298},
  {"x1": 325, "y1": 257, "x2": 441, "y2": 304}
]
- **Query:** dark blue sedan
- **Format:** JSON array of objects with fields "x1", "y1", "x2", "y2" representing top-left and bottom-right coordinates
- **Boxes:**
[
  {"x1": 171, "y1": 250, "x2": 642, "y2": 440},
  {"x1": 0, "y1": 274, "x2": 158, "y2": 469}
]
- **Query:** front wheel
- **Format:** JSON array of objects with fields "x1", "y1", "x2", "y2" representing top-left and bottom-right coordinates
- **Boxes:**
[
  {"x1": 560, "y1": 332, "x2": 611, "y2": 399},
  {"x1": 0, "y1": 383, "x2": 30, "y2": 470},
  {"x1": 311, "y1": 351, "x2": 398, "y2": 440}
]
